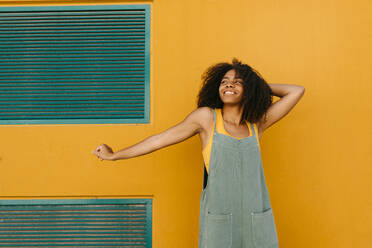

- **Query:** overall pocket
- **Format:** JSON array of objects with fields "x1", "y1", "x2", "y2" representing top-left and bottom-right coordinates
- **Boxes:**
[
  {"x1": 251, "y1": 208, "x2": 279, "y2": 248},
  {"x1": 206, "y1": 211, "x2": 232, "y2": 248}
]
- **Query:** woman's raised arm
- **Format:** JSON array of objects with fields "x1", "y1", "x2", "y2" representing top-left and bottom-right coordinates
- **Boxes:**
[
  {"x1": 93, "y1": 107, "x2": 209, "y2": 161},
  {"x1": 258, "y1": 83, "x2": 305, "y2": 134}
]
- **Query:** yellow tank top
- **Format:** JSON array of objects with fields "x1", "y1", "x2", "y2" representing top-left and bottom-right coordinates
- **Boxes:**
[{"x1": 202, "y1": 108, "x2": 261, "y2": 174}]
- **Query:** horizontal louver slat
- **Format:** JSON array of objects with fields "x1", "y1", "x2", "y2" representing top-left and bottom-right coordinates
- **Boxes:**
[
  {"x1": 0, "y1": 5, "x2": 150, "y2": 124},
  {"x1": 0, "y1": 199, "x2": 152, "y2": 247}
]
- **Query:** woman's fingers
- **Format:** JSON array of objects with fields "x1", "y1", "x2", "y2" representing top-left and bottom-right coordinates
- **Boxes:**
[
  {"x1": 92, "y1": 146, "x2": 101, "y2": 157},
  {"x1": 93, "y1": 144, "x2": 104, "y2": 153},
  {"x1": 93, "y1": 144, "x2": 113, "y2": 162}
]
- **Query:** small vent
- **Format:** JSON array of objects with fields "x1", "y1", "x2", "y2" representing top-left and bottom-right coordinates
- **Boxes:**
[
  {"x1": 0, "y1": 198, "x2": 152, "y2": 247},
  {"x1": 0, "y1": 5, "x2": 150, "y2": 124}
]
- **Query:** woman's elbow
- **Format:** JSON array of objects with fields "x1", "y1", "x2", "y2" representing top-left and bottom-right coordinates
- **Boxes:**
[{"x1": 293, "y1": 85, "x2": 305, "y2": 95}]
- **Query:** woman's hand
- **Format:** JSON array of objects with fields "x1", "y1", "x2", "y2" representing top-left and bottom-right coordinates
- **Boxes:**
[{"x1": 93, "y1": 144, "x2": 115, "y2": 161}]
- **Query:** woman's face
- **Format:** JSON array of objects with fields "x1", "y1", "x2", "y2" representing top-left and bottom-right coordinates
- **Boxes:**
[{"x1": 219, "y1": 69, "x2": 244, "y2": 105}]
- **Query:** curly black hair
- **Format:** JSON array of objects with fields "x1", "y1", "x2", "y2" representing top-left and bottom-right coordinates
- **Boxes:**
[{"x1": 197, "y1": 58, "x2": 273, "y2": 125}]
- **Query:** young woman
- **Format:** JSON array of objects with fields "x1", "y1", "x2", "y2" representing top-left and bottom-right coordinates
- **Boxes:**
[{"x1": 93, "y1": 58, "x2": 305, "y2": 248}]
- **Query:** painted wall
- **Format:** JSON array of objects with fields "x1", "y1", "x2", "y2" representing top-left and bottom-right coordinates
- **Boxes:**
[{"x1": 0, "y1": 0, "x2": 371, "y2": 247}]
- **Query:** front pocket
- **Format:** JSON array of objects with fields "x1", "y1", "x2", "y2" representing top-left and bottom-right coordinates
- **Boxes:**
[
  {"x1": 206, "y1": 212, "x2": 232, "y2": 248},
  {"x1": 251, "y1": 208, "x2": 279, "y2": 248}
]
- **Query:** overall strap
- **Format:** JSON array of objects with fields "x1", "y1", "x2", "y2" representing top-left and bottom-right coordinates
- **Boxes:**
[
  {"x1": 212, "y1": 108, "x2": 217, "y2": 131},
  {"x1": 250, "y1": 122, "x2": 256, "y2": 137}
]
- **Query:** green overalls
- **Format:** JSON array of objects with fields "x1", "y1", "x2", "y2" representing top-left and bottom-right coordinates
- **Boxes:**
[{"x1": 198, "y1": 108, "x2": 279, "y2": 248}]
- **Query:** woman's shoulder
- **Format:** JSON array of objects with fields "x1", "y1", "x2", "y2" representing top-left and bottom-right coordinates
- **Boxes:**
[
  {"x1": 194, "y1": 106, "x2": 214, "y2": 119},
  {"x1": 195, "y1": 106, "x2": 214, "y2": 114},
  {"x1": 189, "y1": 107, "x2": 214, "y2": 128}
]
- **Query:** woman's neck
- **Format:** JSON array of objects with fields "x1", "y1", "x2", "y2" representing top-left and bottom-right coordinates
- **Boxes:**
[{"x1": 221, "y1": 105, "x2": 244, "y2": 126}]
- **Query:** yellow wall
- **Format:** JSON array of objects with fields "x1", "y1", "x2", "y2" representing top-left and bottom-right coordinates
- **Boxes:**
[{"x1": 1, "y1": 0, "x2": 371, "y2": 247}]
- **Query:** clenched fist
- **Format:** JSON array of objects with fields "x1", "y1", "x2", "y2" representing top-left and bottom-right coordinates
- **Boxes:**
[{"x1": 93, "y1": 144, "x2": 115, "y2": 161}]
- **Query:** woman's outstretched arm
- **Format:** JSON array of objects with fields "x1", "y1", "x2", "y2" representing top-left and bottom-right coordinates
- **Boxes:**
[
  {"x1": 93, "y1": 107, "x2": 209, "y2": 161},
  {"x1": 258, "y1": 83, "x2": 305, "y2": 134}
]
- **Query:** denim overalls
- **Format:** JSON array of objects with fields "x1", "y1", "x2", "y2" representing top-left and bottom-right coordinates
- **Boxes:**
[{"x1": 198, "y1": 108, "x2": 279, "y2": 248}]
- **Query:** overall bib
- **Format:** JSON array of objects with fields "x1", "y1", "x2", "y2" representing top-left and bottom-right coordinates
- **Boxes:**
[{"x1": 198, "y1": 109, "x2": 279, "y2": 248}]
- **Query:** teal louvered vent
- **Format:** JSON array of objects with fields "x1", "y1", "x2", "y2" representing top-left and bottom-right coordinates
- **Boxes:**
[
  {"x1": 0, "y1": 5, "x2": 150, "y2": 124},
  {"x1": 0, "y1": 198, "x2": 152, "y2": 247}
]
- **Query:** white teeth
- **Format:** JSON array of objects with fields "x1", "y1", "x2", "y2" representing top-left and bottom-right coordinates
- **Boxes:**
[{"x1": 224, "y1": 91, "x2": 235, "y2": 95}]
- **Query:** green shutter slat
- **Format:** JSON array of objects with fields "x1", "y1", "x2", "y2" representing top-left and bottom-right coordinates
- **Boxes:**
[
  {"x1": 0, "y1": 92, "x2": 144, "y2": 97},
  {"x1": 0, "y1": 75, "x2": 144, "y2": 79},
  {"x1": 0, "y1": 18, "x2": 144, "y2": 24},
  {"x1": 0, "y1": 50, "x2": 144, "y2": 56},
  {"x1": 0, "y1": 227, "x2": 145, "y2": 231},
  {"x1": 0, "y1": 226, "x2": 146, "y2": 231},
  {"x1": 0, "y1": 99, "x2": 144, "y2": 103},
  {"x1": 0, "y1": 101, "x2": 144, "y2": 104},
  {"x1": 0, "y1": 92, "x2": 144, "y2": 95},
  {"x1": 0, "y1": 26, "x2": 145, "y2": 31},
  {"x1": 0, "y1": 210, "x2": 146, "y2": 215},
  {"x1": 0, "y1": 33, "x2": 145, "y2": 38},
  {"x1": 0, "y1": 199, "x2": 152, "y2": 247},
  {"x1": 0, "y1": 86, "x2": 144, "y2": 90},
  {"x1": 0, "y1": 81, "x2": 144, "y2": 84},
  {"x1": 0, "y1": 22, "x2": 145, "y2": 27},
  {"x1": 0, "y1": 112, "x2": 145, "y2": 118},
  {"x1": 0, "y1": 101, "x2": 144, "y2": 106},
  {"x1": 1, "y1": 66, "x2": 145, "y2": 70},
  {"x1": 0, "y1": 218, "x2": 146, "y2": 223},
  {"x1": 0, "y1": 84, "x2": 144, "y2": 88},
  {"x1": 0, "y1": 11, "x2": 145, "y2": 16},
  {"x1": 0, "y1": 20, "x2": 145, "y2": 24},
  {"x1": 3, "y1": 66, "x2": 143, "y2": 71},
  {"x1": 0, "y1": 213, "x2": 147, "y2": 218},
  {"x1": 0, "y1": 244, "x2": 146, "y2": 247},
  {"x1": 0, "y1": 62, "x2": 145, "y2": 67},
  {"x1": 0, "y1": 14, "x2": 145, "y2": 19},
  {"x1": 0, "y1": 40, "x2": 145, "y2": 45},
  {"x1": 0, "y1": 243, "x2": 146, "y2": 246},
  {"x1": 1, "y1": 37, "x2": 146, "y2": 42},
  {"x1": 0, "y1": 54, "x2": 145, "y2": 59},
  {"x1": 0, "y1": 59, "x2": 145, "y2": 64},
  {"x1": 0, "y1": 44, "x2": 145, "y2": 49},
  {"x1": 0, "y1": 95, "x2": 144, "y2": 98},
  {"x1": 0, "y1": 223, "x2": 146, "y2": 227},
  {"x1": 0, "y1": 231, "x2": 146, "y2": 236},
  {"x1": 0, "y1": 116, "x2": 144, "y2": 120},
  {"x1": 0, "y1": 76, "x2": 145, "y2": 81},
  {"x1": 0, "y1": 106, "x2": 144, "y2": 113},
  {"x1": 0, "y1": 4, "x2": 150, "y2": 125},
  {"x1": 0, "y1": 235, "x2": 146, "y2": 240},
  {"x1": 0, "y1": 47, "x2": 145, "y2": 52},
  {"x1": 0, "y1": 243, "x2": 145, "y2": 248},
  {"x1": 0, "y1": 15, "x2": 146, "y2": 20},
  {"x1": 0, "y1": 31, "x2": 145, "y2": 36},
  {"x1": 0, "y1": 71, "x2": 144, "y2": 76},
  {"x1": 0, "y1": 109, "x2": 145, "y2": 114},
  {"x1": 0, "y1": 231, "x2": 146, "y2": 235},
  {"x1": 0, "y1": 106, "x2": 143, "y2": 111}
]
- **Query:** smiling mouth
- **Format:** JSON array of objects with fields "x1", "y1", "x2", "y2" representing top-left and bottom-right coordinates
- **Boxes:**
[{"x1": 223, "y1": 90, "x2": 237, "y2": 95}]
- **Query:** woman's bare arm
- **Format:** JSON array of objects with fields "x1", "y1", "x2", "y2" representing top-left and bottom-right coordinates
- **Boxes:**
[
  {"x1": 93, "y1": 107, "x2": 209, "y2": 161},
  {"x1": 257, "y1": 83, "x2": 305, "y2": 134}
]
